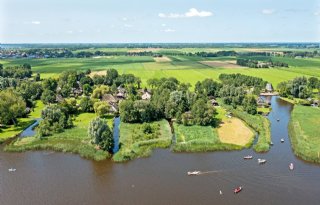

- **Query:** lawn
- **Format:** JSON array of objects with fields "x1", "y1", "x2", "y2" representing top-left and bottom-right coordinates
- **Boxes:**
[
  {"x1": 5, "y1": 113, "x2": 113, "y2": 161},
  {"x1": 113, "y1": 120, "x2": 172, "y2": 162},
  {"x1": 289, "y1": 105, "x2": 320, "y2": 163},
  {"x1": 173, "y1": 123, "x2": 242, "y2": 152}
]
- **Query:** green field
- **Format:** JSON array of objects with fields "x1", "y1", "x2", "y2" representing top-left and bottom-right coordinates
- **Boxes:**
[
  {"x1": 5, "y1": 113, "x2": 112, "y2": 161},
  {"x1": 113, "y1": 120, "x2": 172, "y2": 162},
  {"x1": 1, "y1": 54, "x2": 319, "y2": 88},
  {"x1": 173, "y1": 123, "x2": 243, "y2": 152},
  {"x1": 289, "y1": 106, "x2": 320, "y2": 163}
]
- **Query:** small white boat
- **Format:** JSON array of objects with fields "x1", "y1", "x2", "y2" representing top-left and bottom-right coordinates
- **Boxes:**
[
  {"x1": 270, "y1": 141, "x2": 274, "y2": 146},
  {"x1": 258, "y1": 159, "x2": 267, "y2": 164},
  {"x1": 281, "y1": 138, "x2": 285, "y2": 143},
  {"x1": 187, "y1": 171, "x2": 201, "y2": 176},
  {"x1": 244, "y1": 155, "x2": 253, "y2": 160},
  {"x1": 277, "y1": 119, "x2": 280, "y2": 121},
  {"x1": 289, "y1": 163, "x2": 294, "y2": 170},
  {"x1": 8, "y1": 168, "x2": 16, "y2": 172},
  {"x1": 219, "y1": 190, "x2": 223, "y2": 195}
]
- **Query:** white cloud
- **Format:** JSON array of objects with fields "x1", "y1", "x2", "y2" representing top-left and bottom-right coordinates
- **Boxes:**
[
  {"x1": 161, "y1": 23, "x2": 167, "y2": 27},
  {"x1": 31, "y1": 21, "x2": 41, "y2": 25},
  {"x1": 262, "y1": 9, "x2": 275, "y2": 15},
  {"x1": 159, "y1": 8, "x2": 213, "y2": 18},
  {"x1": 314, "y1": 11, "x2": 320, "y2": 16},
  {"x1": 124, "y1": 24, "x2": 133, "y2": 28},
  {"x1": 66, "y1": 30, "x2": 73, "y2": 34},
  {"x1": 163, "y1": 28, "x2": 175, "y2": 32},
  {"x1": 122, "y1": 17, "x2": 128, "y2": 21}
]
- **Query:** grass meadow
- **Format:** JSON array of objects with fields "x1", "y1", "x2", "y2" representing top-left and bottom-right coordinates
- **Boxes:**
[
  {"x1": 1, "y1": 54, "x2": 319, "y2": 88},
  {"x1": 289, "y1": 106, "x2": 320, "y2": 163},
  {"x1": 5, "y1": 113, "x2": 113, "y2": 161},
  {"x1": 113, "y1": 120, "x2": 172, "y2": 162}
]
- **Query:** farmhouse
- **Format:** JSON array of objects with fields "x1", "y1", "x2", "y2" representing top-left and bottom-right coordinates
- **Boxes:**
[
  {"x1": 142, "y1": 91, "x2": 152, "y2": 100},
  {"x1": 210, "y1": 99, "x2": 219, "y2": 106},
  {"x1": 265, "y1": 83, "x2": 273, "y2": 92}
]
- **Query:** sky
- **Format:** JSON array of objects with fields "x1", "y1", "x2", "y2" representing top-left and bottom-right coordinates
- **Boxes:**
[{"x1": 1, "y1": 0, "x2": 320, "y2": 43}]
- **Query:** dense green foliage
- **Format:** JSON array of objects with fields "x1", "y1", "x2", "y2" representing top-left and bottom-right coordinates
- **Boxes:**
[
  {"x1": 0, "y1": 89, "x2": 26, "y2": 125},
  {"x1": 38, "y1": 105, "x2": 73, "y2": 137},
  {"x1": 88, "y1": 117, "x2": 114, "y2": 152}
]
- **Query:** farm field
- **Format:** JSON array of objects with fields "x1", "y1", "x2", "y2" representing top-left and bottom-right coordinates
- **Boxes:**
[{"x1": 1, "y1": 54, "x2": 320, "y2": 87}]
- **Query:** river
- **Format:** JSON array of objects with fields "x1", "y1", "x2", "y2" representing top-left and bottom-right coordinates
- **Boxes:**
[{"x1": 0, "y1": 96, "x2": 319, "y2": 205}]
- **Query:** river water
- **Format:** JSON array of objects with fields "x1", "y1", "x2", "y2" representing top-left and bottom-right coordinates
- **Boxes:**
[{"x1": 1, "y1": 96, "x2": 319, "y2": 205}]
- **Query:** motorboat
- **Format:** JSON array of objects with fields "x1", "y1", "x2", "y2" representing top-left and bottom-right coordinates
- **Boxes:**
[
  {"x1": 8, "y1": 168, "x2": 16, "y2": 172},
  {"x1": 277, "y1": 119, "x2": 280, "y2": 121},
  {"x1": 187, "y1": 171, "x2": 201, "y2": 176},
  {"x1": 219, "y1": 190, "x2": 223, "y2": 195},
  {"x1": 270, "y1": 141, "x2": 274, "y2": 146},
  {"x1": 289, "y1": 163, "x2": 294, "y2": 170},
  {"x1": 281, "y1": 138, "x2": 284, "y2": 143},
  {"x1": 258, "y1": 158, "x2": 267, "y2": 164},
  {"x1": 234, "y1": 186, "x2": 242, "y2": 194},
  {"x1": 244, "y1": 155, "x2": 253, "y2": 159}
]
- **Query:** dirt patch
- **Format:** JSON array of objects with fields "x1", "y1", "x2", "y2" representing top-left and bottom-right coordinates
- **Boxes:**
[
  {"x1": 218, "y1": 118, "x2": 254, "y2": 146},
  {"x1": 200, "y1": 60, "x2": 244, "y2": 69},
  {"x1": 89, "y1": 71, "x2": 106, "y2": 78},
  {"x1": 154, "y1": 56, "x2": 172, "y2": 63}
]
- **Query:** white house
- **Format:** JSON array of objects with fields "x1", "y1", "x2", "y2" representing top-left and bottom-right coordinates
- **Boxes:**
[{"x1": 142, "y1": 91, "x2": 152, "y2": 100}]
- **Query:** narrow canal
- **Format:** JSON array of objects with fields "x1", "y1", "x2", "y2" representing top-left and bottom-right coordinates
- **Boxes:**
[{"x1": 0, "y1": 96, "x2": 319, "y2": 205}]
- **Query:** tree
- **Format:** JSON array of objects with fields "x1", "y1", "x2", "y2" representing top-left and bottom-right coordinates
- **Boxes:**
[
  {"x1": 93, "y1": 101, "x2": 110, "y2": 117},
  {"x1": 35, "y1": 73, "x2": 41, "y2": 81},
  {"x1": 88, "y1": 117, "x2": 114, "y2": 152},
  {"x1": 42, "y1": 78, "x2": 57, "y2": 92},
  {"x1": 243, "y1": 95, "x2": 257, "y2": 115},
  {"x1": 191, "y1": 99, "x2": 217, "y2": 126},
  {"x1": 308, "y1": 77, "x2": 319, "y2": 89},
  {"x1": 0, "y1": 89, "x2": 26, "y2": 125},
  {"x1": 82, "y1": 84, "x2": 93, "y2": 96},
  {"x1": 91, "y1": 85, "x2": 110, "y2": 99},
  {"x1": 41, "y1": 89, "x2": 56, "y2": 104},
  {"x1": 38, "y1": 104, "x2": 73, "y2": 137},
  {"x1": 79, "y1": 97, "x2": 95, "y2": 113}
]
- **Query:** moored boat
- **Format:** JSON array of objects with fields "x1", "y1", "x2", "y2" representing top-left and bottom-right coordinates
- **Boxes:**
[
  {"x1": 234, "y1": 186, "x2": 242, "y2": 194},
  {"x1": 8, "y1": 168, "x2": 16, "y2": 172},
  {"x1": 289, "y1": 163, "x2": 294, "y2": 170},
  {"x1": 258, "y1": 158, "x2": 267, "y2": 164},
  {"x1": 244, "y1": 155, "x2": 253, "y2": 159},
  {"x1": 187, "y1": 171, "x2": 201, "y2": 176}
]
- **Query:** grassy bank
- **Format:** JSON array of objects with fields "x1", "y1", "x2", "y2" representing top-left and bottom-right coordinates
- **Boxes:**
[
  {"x1": 173, "y1": 123, "x2": 243, "y2": 152},
  {"x1": 219, "y1": 103, "x2": 271, "y2": 152},
  {"x1": 289, "y1": 105, "x2": 320, "y2": 163},
  {"x1": 5, "y1": 113, "x2": 112, "y2": 161},
  {"x1": 112, "y1": 120, "x2": 172, "y2": 162}
]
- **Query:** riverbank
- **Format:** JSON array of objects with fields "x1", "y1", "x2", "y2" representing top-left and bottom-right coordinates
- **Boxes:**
[
  {"x1": 289, "y1": 105, "x2": 320, "y2": 163},
  {"x1": 112, "y1": 120, "x2": 172, "y2": 162},
  {"x1": 5, "y1": 113, "x2": 112, "y2": 161},
  {"x1": 219, "y1": 103, "x2": 271, "y2": 152}
]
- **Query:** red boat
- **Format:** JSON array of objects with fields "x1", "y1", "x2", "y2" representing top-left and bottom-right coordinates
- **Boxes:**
[{"x1": 234, "y1": 186, "x2": 242, "y2": 194}]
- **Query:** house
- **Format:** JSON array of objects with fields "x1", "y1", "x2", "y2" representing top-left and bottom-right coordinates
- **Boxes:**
[
  {"x1": 56, "y1": 94, "x2": 64, "y2": 103},
  {"x1": 102, "y1": 94, "x2": 118, "y2": 103},
  {"x1": 210, "y1": 99, "x2": 219, "y2": 106},
  {"x1": 142, "y1": 91, "x2": 152, "y2": 100},
  {"x1": 265, "y1": 83, "x2": 273, "y2": 92},
  {"x1": 117, "y1": 86, "x2": 126, "y2": 99}
]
